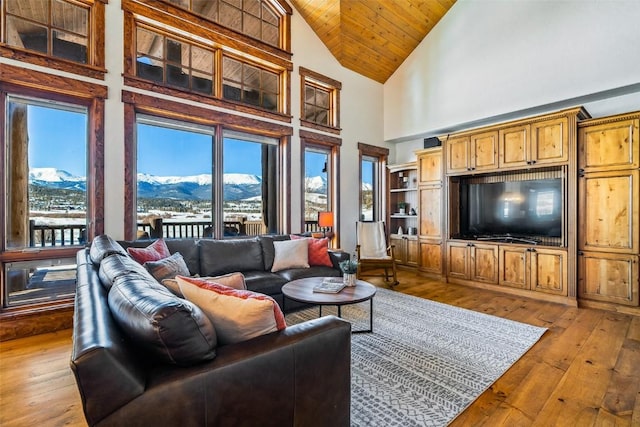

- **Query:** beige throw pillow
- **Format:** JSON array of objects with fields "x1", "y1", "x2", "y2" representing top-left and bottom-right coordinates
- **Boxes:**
[
  {"x1": 162, "y1": 272, "x2": 247, "y2": 298},
  {"x1": 271, "y1": 239, "x2": 309, "y2": 272}
]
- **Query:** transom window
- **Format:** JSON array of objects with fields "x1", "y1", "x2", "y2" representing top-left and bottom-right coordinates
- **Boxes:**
[
  {"x1": 136, "y1": 26, "x2": 215, "y2": 95},
  {"x1": 222, "y1": 56, "x2": 279, "y2": 111},
  {"x1": 165, "y1": 0, "x2": 282, "y2": 47},
  {"x1": 3, "y1": 0, "x2": 90, "y2": 63},
  {"x1": 299, "y1": 67, "x2": 341, "y2": 133}
]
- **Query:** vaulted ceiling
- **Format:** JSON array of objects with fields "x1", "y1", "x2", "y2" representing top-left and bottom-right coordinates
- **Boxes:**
[{"x1": 290, "y1": 0, "x2": 456, "y2": 83}]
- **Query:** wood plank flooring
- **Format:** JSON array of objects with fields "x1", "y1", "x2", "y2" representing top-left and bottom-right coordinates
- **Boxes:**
[{"x1": 1, "y1": 270, "x2": 639, "y2": 426}]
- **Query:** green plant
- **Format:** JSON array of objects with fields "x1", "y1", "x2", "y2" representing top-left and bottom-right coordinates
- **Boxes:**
[
  {"x1": 397, "y1": 201, "x2": 407, "y2": 209},
  {"x1": 339, "y1": 259, "x2": 358, "y2": 274}
]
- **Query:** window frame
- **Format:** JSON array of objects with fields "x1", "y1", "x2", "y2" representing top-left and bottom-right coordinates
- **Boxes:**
[
  {"x1": 0, "y1": 0, "x2": 106, "y2": 79},
  {"x1": 123, "y1": 0, "x2": 292, "y2": 122},
  {"x1": 0, "y1": 62, "x2": 106, "y2": 317},
  {"x1": 122, "y1": 90, "x2": 292, "y2": 240},
  {"x1": 300, "y1": 129, "x2": 341, "y2": 246},
  {"x1": 358, "y1": 143, "x2": 388, "y2": 223},
  {"x1": 299, "y1": 67, "x2": 341, "y2": 135}
]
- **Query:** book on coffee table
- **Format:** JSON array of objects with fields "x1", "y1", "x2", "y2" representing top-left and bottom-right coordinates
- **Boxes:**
[{"x1": 313, "y1": 278, "x2": 346, "y2": 294}]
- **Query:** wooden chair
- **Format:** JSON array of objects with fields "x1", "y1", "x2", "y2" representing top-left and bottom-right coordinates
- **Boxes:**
[{"x1": 356, "y1": 221, "x2": 399, "y2": 287}]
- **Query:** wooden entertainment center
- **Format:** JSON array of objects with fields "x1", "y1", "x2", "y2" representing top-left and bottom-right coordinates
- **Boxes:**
[{"x1": 390, "y1": 107, "x2": 639, "y2": 313}]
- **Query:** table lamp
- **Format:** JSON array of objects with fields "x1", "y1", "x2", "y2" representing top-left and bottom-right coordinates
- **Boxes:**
[{"x1": 318, "y1": 211, "x2": 334, "y2": 237}]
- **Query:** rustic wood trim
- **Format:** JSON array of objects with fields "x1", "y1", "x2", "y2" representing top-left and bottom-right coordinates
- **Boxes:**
[
  {"x1": 300, "y1": 119, "x2": 341, "y2": 135},
  {"x1": 0, "y1": 63, "x2": 108, "y2": 99},
  {"x1": 123, "y1": 103, "x2": 136, "y2": 241},
  {"x1": 299, "y1": 67, "x2": 343, "y2": 90},
  {"x1": 358, "y1": 142, "x2": 390, "y2": 157},
  {"x1": 299, "y1": 129, "x2": 342, "y2": 147},
  {"x1": 92, "y1": 0, "x2": 106, "y2": 69},
  {"x1": 0, "y1": 304, "x2": 74, "y2": 342},
  {"x1": 122, "y1": 90, "x2": 293, "y2": 136},
  {"x1": 123, "y1": 0, "x2": 293, "y2": 61}
]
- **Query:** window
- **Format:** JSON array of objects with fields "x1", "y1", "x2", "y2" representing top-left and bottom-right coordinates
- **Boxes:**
[
  {"x1": 299, "y1": 67, "x2": 341, "y2": 134},
  {"x1": 1, "y1": 69, "x2": 105, "y2": 310},
  {"x1": 127, "y1": 17, "x2": 289, "y2": 118},
  {"x1": 125, "y1": 93, "x2": 289, "y2": 241},
  {"x1": 164, "y1": 0, "x2": 285, "y2": 48},
  {"x1": 136, "y1": 26, "x2": 215, "y2": 95},
  {"x1": 300, "y1": 130, "x2": 340, "y2": 240},
  {"x1": 222, "y1": 56, "x2": 279, "y2": 111},
  {"x1": 1, "y1": 0, "x2": 105, "y2": 78},
  {"x1": 223, "y1": 130, "x2": 279, "y2": 235},
  {"x1": 358, "y1": 143, "x2": 388, "y2": 222},
  {"x1": 304, "y1": 147, "x2": 330, "y2": 222}
]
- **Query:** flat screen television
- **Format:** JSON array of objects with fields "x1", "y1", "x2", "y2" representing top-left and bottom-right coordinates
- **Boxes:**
[{"x1": 458, "y1": 178, "x2": 562, "y2": 239}]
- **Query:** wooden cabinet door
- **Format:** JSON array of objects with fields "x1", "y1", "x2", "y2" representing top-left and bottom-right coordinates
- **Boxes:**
[
  {"x1": 499, "y1": 124, "x2": 530, "y2": 169},
  {"x1": 446, "y1": 136, "x2": 470, "y2": 174},
  {"x1": 406, "y1": 238, "x2": 419, "y2": 267},
  {"x1": 419, "y1": 239, "x2": 442, "y2": 275},
  {"x1": 447, "y1": 242, "x2": 470, "y2": 279},
  {"x1": 390, "y1": 235, "x2": 406, "y2": 264},
  {"x1": 470, "y1": 131, "x2": 498, "y2": 172},
  {"x1": 418, "y1": 149, "x2": 442, "y2": 185},
  {"x1": 578, "y1": 251, "x2": 639, "y2": 306},
  {"x1": 579, "y1": 118, "x2": 639, "y2": 173},
  {"x1": 499, "y1": 246, "x2": 528, "y2": 289},
  {"x1": 531, "y1": 117, "x2": 568, "y2": 165},
  {"x1": 531, "y1": 248, "x2": 567, "y2": 296},
  {"x1": 470, "y1": 243, "x2": 498, "y2": 284},
  {"x1": 579, "y1": 170, "x2": 639, "y2": 253},
  {"x1": 419, "y1": 186, "x2": 442, "y2": 239}
]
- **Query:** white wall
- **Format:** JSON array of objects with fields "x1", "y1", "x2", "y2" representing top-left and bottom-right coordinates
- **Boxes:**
[
  {"x1": 384, "y1": 0, "x2": 640, "y2": 150},
  {"x1": 290, "y1": 10, "x2": 385, "y2": 253}
]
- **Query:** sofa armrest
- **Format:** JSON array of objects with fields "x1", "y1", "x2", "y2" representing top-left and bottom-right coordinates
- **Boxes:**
[
  {"x1": 329, "y1": 250, "x2": 350, "y2": 272},
  {"x1": 99, "y1": 316, "x2": 352, "y2": 427}
]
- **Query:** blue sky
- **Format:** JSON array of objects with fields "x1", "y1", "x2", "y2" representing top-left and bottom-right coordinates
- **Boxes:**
[{"x1": 26, "y1": 105, "x2": 358, "y2": 181}]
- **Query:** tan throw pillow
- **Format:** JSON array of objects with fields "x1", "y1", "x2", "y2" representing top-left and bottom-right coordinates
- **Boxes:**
[
  {"x1": 176, "y1": 276, "x2": 286, "y2": 345},
  {"x1": 271, "y1": 239, "x2": 309, "y2": 272},
  {"x1": 162, "y1": 272, "x2": 247, "y2": 298}
]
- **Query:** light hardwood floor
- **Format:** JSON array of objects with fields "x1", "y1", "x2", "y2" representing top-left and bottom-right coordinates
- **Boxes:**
[{"x1": 1, "y1": 270, "x2": 639, "y2": 426}]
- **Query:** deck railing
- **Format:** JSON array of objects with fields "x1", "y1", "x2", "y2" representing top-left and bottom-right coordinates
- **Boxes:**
[
  {"x1": 29, "y1": 220, "x2": 86, "y2": 247},
  {"x1": 26, "y1": 218, "x2": 323, "y2": 247}
]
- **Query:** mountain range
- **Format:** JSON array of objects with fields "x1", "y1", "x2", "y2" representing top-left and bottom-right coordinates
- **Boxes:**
[{"x1": 29, "y1": 168, "x2": 329, "y2": 201}]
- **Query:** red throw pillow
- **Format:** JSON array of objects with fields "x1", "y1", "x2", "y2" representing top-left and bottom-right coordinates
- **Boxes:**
[
  {"x1": 290, "y1": 235, "x2": 333, "y2": 267},
  {"x1": 127, "y1": 238, "x2": 171, "y2": 264}
]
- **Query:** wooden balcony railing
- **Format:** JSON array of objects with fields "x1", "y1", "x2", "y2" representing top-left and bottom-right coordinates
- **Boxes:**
[
  {"x1": 26, "y1": 218, "x2": 324, "y2": 247},
  {"x1": 29, "y1": 220, "x2": 86, "y2": 247}
]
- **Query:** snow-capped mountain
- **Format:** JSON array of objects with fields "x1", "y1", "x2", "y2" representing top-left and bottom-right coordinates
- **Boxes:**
[
  {"x1": 304, "y1": 175, "x2": 326, "y2": 193},
  {"x1": 29, "y1": 168, "x2": 86, "y2": 191}
]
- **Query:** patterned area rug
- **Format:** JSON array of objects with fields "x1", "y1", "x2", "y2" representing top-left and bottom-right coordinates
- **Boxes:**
[{"x1": 286, "y1": 288, "x2": 547, "y2": 427}]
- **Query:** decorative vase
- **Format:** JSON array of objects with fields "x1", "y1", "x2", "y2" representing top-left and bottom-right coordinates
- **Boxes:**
[{"x1": 343, "y1": 273, "x2": 357, "y2": 287}]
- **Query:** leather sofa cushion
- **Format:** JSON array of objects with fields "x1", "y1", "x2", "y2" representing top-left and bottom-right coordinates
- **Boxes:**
[
  {"x1": 108, "y1": 273, "x2": 217, "y2": 365},
  {"x1": 90, "y1": 235, "x2": 128, "y2": 265},
  {"x1": 165, "y1": 239, "x2": 201, "y2": 275},
  {"x1": 98, "y1": 254, "x2": 149, "y2": 290},
  {"x1": 243, "y1": 271, "x2": 288, "y2": 296},
  {"x1": 199, "y1": 238, "x2": 264, "y2": 276},
  {"x1": 277, "y1": 266, "x2": 341, "y2": 282}
]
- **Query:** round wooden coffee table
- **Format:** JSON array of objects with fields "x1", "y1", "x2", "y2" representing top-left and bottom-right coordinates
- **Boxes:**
[{"x1": 282, "y1": 277, "x2": 376, "y2": 333}]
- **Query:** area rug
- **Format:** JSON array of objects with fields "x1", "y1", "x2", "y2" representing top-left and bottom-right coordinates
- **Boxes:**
[{"x1": 286, "y1": 288, "x2": 547, "y2": 427}]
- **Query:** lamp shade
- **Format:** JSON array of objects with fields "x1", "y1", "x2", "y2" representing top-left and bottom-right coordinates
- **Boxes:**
[{"x1": 318, "y1": 211, "x2": 334, "y2": 228}]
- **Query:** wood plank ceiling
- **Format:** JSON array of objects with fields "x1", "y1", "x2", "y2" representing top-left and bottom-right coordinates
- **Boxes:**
[{"x1": 290, "y1": 0, "x2": 456, "y2": 83}]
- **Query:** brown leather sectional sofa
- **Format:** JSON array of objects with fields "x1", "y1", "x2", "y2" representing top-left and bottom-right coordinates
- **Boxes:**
[{"x1": 71, "y1": 235, "x2": 352, "y2": 426}]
